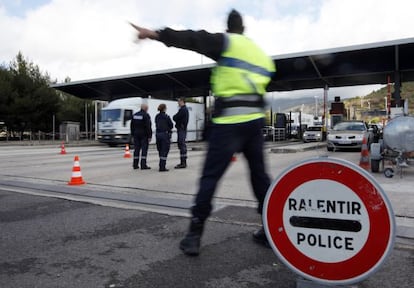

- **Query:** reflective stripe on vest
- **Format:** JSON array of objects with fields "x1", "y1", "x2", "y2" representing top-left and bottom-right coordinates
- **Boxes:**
[
  {"x1": 219, "y1": 107, "x2": 265, "y2": 117},
  {"x1": 211, "y1": 33, "x2": 276, "y2": 124},
  {"x1": 217, "y1": 57, "x2": 274, "y2": 78}
]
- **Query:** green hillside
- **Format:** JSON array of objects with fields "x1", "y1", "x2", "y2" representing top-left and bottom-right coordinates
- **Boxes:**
[{"x1": 344, "y1": 81, "x2": 414, "y2": 115}]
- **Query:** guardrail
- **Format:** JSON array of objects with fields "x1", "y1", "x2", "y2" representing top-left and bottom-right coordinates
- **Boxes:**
[{"x1": 0, "y1": 131, "x2": 96, "y2": 143}]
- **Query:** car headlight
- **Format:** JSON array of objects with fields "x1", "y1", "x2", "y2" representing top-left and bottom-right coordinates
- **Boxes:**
[
  {"x1": 355, "y1": 135, "x2": 363, "y2": 140},
  {"x1": 316, "y1": 133, "x2": 321, "y2": 137}
]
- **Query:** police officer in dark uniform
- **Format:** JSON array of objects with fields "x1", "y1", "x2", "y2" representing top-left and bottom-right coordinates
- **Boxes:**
[
  {"x1": 155, "y1": 103, "x2": 173, "y2": 172},
  {"x1": 173, "y1": 97, "x2": 189, "y2": 169},
  {"x1": 131, "y1": 9, "x2": 275, "y2": 255},
  {"x1": 130, "y1": 103, "x2": 152, "y2": 170}
]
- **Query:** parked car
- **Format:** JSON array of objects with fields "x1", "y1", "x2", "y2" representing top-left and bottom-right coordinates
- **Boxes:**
[
  {"x1": 327, "y1": 121, "x2": 374, "y2": 151},
  {"x1": 303, "y1": 126, "x2": 323, "y2": 142}
]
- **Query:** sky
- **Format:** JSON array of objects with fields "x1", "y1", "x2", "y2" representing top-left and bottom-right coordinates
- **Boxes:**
[{"x1": 1, "y1": 0, "x2": 413, "y2": 100}]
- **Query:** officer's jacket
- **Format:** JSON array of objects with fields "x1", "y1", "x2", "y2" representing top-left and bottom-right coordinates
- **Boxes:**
[
  {"x1": 173, "y1": 105, "x2": 189, "y2": 130},
  {"x1": 130, "y1": 110, "x2": 152, "y2": 138},
  {"x1": 158, "y1": 28, "x2": 275, "y2": 125},
  {"x1": 155, "y1": 112, "x2": 173, "y2": 133}
]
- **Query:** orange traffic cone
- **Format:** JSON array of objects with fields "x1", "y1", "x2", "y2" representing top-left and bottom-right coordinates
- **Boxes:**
[
  {"x1": 231, "y1": 155, "x2": 237, "y2": 162},
  {"x1": 359, "y1": 137, "x2": 370, "y2": 170},
  {"x1": 124, "y1": 144, "x2": 132, "y2": 158},
  {"x1": 60, "y1": 141, "x2": 67, "y2": 155},
  {"x1": 68, "y1": 155, "x2": 86, "y2": 185}
]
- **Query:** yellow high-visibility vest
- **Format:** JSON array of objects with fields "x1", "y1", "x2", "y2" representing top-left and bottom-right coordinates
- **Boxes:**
[{"x1": 211, "y1": 33, "x2": 276, "y2": 124}]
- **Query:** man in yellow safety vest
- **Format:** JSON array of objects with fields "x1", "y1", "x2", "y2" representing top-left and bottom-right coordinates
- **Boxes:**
[{"x1": 131, "y1": 9, "x2": 276, "y2": 256}]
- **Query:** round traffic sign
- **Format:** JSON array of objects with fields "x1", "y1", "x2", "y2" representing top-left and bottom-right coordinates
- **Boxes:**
[{"x1": 263, "y1": 157, "x2": 395, "y2": 285}]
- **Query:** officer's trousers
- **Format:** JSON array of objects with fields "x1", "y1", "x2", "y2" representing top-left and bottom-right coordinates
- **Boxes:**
[
  {"x1": 133, "y1": 135, "x2": 149, "y2": 168},
  {"x1": 156, "y1": 132, "x2": 170, "y2": 169},
  {"x1": 192, "y1": 118, "x2": 270, "y2": 222},
  {"x1": 177, "y1": 129, "x2": 187, "y2": 161}
]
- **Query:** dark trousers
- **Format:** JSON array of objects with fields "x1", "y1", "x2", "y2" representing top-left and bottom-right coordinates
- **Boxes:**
[
  {"x1": 156, "y1": 132, "x2": 170, "y2": 169},
  {"x1": 192, "y1": 118, "x2": 270, "y2": 222},
  {"x1": 133, "y1": 135, "x2": 149, "y2": 168},
  {"x1": 177, "y1": 129, "x2": 187, "y2": 161}
]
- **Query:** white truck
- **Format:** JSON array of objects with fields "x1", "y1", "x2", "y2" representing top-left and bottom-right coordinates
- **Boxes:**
[{"x1": 97, "y1": 97, "x2": 205, "y2": 146}]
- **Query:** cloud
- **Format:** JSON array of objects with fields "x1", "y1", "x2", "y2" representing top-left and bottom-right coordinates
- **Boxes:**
[{"x1": 0, "y1": 0, "x2": 413, "y2": 99}]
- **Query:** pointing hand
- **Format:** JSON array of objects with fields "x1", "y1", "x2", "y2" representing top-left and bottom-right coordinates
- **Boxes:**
[{"x1": 129, "y1": 22, "x2": 159, "y2": 40}]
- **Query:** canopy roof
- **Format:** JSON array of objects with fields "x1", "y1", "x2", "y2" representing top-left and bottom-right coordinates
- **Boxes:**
[{"x1": 52, "y1": 37, "x2": 414, "y2": 101}]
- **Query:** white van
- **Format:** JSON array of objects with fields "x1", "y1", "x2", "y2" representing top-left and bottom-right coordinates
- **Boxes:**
[{"x1": 98, "y1": 97, "x2": 204, "y2": 146}]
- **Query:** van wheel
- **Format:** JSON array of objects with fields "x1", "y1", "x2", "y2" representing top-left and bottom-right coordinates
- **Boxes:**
[{"x1": 384, "y1": 168, "x2": 394, "y2": 178}]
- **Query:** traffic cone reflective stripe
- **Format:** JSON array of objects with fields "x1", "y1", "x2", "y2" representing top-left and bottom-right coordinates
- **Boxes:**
[
  {"x1": 60, "y1": 142, "x2": 67, "y2": 155},
  {"x1": 68, "y1": 155, "x2": 86, "y2": 185},
  {"x1": 359, "y1": 137, "x2": 370, "y2": 170},
  {"x1": 124, "y1": 144, "x2": 132, "y2": 158}
]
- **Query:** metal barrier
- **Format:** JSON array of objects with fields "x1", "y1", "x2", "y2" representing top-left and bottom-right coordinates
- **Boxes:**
[{"x1": 273, "y1": 128, "x2": 286, "y2": 141}]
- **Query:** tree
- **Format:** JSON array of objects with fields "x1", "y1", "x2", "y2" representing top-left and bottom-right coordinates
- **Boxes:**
[
  {"x1": 1, "y1": 52, "x2": 95, "y2": 139},
  {"x1": 57, "y1": 93, "x2": 89, "y2": 128},
  {"x1": 0, "y1": 66, "x2": 14, "y2": 125},
  {"x1": 56, "y1": 76, "x2": 92, "y2": 133},
  {"x1": 3, "y1": 52, "x2": 61, "y2": 136}
]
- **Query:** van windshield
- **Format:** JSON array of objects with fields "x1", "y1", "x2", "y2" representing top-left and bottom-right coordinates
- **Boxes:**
[{"x1": 100, "y1": 109, "x2": 121, "y2": 122}]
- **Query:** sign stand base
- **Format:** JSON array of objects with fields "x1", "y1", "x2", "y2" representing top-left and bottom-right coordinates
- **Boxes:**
[{"x1": 296, "y1": 278, "x2": 358, "y2": 288}]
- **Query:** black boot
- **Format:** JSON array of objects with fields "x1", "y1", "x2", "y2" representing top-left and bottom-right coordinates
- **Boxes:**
[
  {"x1": 252, "y1": 227, "x2": 270, "y2": 248},
  {"x1": 141, "y1": 160, "x2": 151, "y2": 170},
  {"x1": 175, "y1": 158, "x2": 187, "y2": 169},
  {"x1": 133, "y1": 159, "x2": 139, "y2": 170},
  {"x1": 179, "y1": 218, "x2": 204, "y2": 256},
  {"x1": 159, "y1": 160, "x2": 168, "y2": 172}
]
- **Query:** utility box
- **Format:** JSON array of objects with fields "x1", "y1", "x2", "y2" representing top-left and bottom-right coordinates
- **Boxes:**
[{"x1": 59, "y1": 121, "x2": 80, "y2": 142}]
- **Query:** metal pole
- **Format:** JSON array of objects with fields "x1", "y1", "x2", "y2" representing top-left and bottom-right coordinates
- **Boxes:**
[
  {"x1": 85, "y1": 102, "x2": 88, "y2": 140},
  {"x1": 90, "y1": 113, "x2": 93, "y2": 140},
  {"x1": 394, "y1": 45, "x2": 401, "y2": 103},
  {"x1": 387, "y1": 75, "x2": 391, "y2": 118},
  {"x1": 323, "y1": 85, "x2": 328, "y2": 140},
  {"x1": 52, "y1": 114, "x2": 55, "y2": 142},
  {"x1": 95, "y1": 101, "x2": 98, "y2": 141},
  {"x1": 270, "y1": 92, "x2": 274, "y2": 127}
]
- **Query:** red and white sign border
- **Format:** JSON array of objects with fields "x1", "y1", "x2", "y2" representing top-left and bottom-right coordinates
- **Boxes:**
[{"x1": 263, "y1": 157, "x2": 396, "y2": 285}]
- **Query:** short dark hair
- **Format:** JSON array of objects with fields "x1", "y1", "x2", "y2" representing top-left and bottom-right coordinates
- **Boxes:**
[
  {"x1": 158, "y1": 103, "x2": 166, "y2": 112},
  {"x1": 227, "y1": 9, "x2": 244, "y2": 34},
  {"x1": 178, "y1": 97, "x2": 186, "y2": 103}
]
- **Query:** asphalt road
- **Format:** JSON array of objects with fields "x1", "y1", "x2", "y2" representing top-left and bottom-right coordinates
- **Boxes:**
[
  {"x1": 0, "y1": 142, "x2": 413, "y2": 287},
  {"x1": 0, "y1": 190, "x2": 413, "y2": 288}
]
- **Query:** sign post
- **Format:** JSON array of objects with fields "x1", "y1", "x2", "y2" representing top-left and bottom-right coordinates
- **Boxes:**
[{"x1": 263, "y1": 157, "x2": 395, "y2": 286}]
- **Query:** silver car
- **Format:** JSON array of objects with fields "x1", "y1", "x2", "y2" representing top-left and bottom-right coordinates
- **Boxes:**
[
  {"x1": 303, "y1": 126, "x2": 323, "y2": 142},
  {"x1": 327, "y1": 121, "x2": 373, "y2": 151}
]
